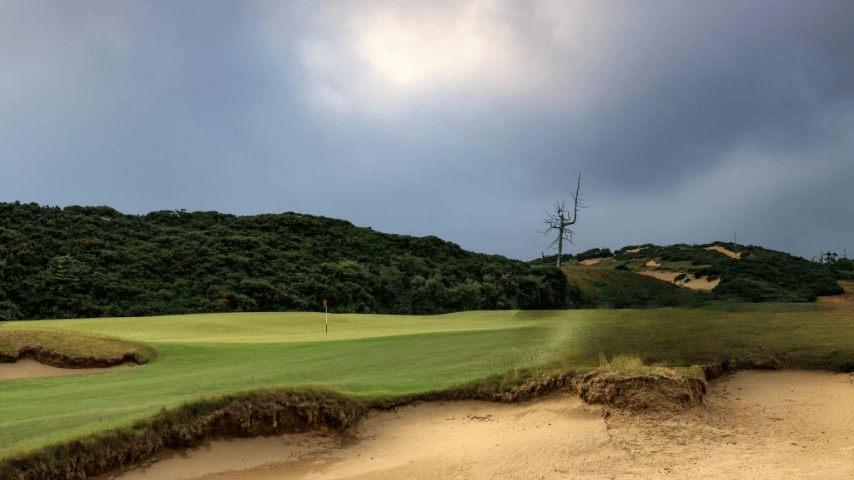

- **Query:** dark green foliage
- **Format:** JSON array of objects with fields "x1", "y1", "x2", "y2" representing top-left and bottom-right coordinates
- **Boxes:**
[
  {"x1": 570, "y1": 268, "x2": 712, "y2": 309},
  {"x1": 527, "y1": 253, "x2": 574, "y2": 267},
  {"x1": 823, "y1": 256, "x2": 854, "y2": 280},
  {"x1": 832, "y1": 257, "x2": 854, "y2": 270},
  {"x1": 0, "y1": 202, "x2": 578, "y2": 319},
  {"x1": 691, "y1": 244, "x2": 843, "y2": 302},
  {"x1": 575, "y1": 248, "x2": 613, "y2": 261},
  {"x1": 0, "y1": 300, "x2": 22, "y2": 321},
  {"x1": 613, "y1": 241, "x2": 843, "y2": 304},
  {"x1": 614, "y1": 242, "x2": 748, "y2": 266},
  {"x1": 558, "y1": 241, "x2": 846, "y2": 308}
]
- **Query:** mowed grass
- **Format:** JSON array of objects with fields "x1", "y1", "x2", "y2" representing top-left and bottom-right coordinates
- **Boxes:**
[
  {"x1": 0, "y1": 312, "x2": 576, "y2": 457},
  {"x1": 2, "y1": 304, "x2": 854, "y2": 460},
  {"x1": 1, "y1": 311, "x2": 539, "y2": 344}
]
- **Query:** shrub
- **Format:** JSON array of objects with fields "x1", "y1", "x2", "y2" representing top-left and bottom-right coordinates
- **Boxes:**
[
  {"x1": 713, "y1": 277, "x2": 783, "y2": 303},
  {"x1": 575, "y1": 248, "x2": 613, "y2": 262}
]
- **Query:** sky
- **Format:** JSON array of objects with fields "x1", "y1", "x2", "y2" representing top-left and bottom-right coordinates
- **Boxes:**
[{"x1": 1, "y1": 0, "x2": 852, "y2": 263}]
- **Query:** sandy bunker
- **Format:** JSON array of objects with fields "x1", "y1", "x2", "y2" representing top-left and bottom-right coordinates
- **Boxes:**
[
  {"x1": 95, "y1": 370, "x2": 854, "y2": 480},
  {"x1": 0, "y1": 357, "x2": 135, "y2": 380}
]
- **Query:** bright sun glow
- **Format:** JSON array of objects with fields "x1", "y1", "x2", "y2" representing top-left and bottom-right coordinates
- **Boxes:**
[{"x1": 357, "y1": 6, "x2": 489, "y2": 87}]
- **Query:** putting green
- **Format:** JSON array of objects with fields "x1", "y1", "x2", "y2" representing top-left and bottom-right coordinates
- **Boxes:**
[{"x1": 0, "y1": 310, "x2": 580, "y2": 344}]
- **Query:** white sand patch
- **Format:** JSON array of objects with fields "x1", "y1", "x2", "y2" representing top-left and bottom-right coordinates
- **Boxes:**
[
  {"x1": 707, "y1": 245, "x2": 741, "y2": 259},
  {"x1": 635, "y1": 270, "x2": 720, "y2": 291}
]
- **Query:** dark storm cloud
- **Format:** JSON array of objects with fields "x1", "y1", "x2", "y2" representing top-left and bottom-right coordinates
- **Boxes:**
[{"x1": 1, "y1": 0, "x2": 851, "y2": 262}]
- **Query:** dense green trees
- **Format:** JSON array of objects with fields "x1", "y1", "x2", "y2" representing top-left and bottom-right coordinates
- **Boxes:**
[
  {"x1": 1, "y1": 202, "x2": 845, "y2": 320},
  {"x1": 0, "y1": 202, "x2": 579, "y2": 320}
]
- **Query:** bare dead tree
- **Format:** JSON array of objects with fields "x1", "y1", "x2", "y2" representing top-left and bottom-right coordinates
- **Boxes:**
[{"x1": 539, "y1": 172, "x2": 587, "y2": 268}]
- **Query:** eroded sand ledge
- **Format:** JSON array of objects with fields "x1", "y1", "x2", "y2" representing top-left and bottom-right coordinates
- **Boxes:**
[
  {"x1": 0, "y1": 345, "x2": 145, "y2": 370},
  {"x1": 5, "y1": 366, "x2": 707, "y2": 480},
  {"x1": 0, "y1": 358, "x2": 136, "y2": 380},
  {"x1": 90, "y1": 368, "x2": 854, "y2": 480},
  {"x1": 4, "y1": 363, "x2": 854, "y2": 480}
]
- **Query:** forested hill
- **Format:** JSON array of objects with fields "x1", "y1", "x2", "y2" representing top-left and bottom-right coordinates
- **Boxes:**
[{"x1": 0, "y1": 202, "x2": 580, "y2": 321}]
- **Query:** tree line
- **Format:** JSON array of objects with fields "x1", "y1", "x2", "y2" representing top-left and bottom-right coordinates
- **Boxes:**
[{"x1": 0, "y1": 202, "x2": 583, "y2": 321}]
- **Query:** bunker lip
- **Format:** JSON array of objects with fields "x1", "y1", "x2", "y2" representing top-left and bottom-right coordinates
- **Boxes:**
[
  {"x1": 1, "y1": 362, "x2": 728, "y2": 480},
  {"x1": 0, "y1": 344, "x2": 146, "y2": 369}
]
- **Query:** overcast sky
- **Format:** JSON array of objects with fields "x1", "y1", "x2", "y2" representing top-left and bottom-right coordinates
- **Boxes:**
[{"x1": 2, "y1": 0, "x2": 852, "y2": 262}]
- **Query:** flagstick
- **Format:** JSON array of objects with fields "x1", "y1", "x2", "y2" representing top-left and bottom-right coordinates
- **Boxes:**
[{"x1": 325, "y1": 306, "x2": 328, "y2": 335}]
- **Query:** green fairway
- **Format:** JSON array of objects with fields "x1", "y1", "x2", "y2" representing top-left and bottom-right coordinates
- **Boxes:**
[
  {"x1": 0, "y1": 311, "x2": 549, "y2": 344},
  {"x1": 2, "y1": 305, "x2": 853, "y2": 462},
  {"x1": 0, "y1": 312, "x2": 578, "y2": 457}
]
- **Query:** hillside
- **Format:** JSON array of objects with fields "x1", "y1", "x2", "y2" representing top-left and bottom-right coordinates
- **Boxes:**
[
  {"x1": 1, "y1": 202, "x2": 849, "y2": 321},
  {"x1": 0, "y1": 202, "x2": 578, "y2": 321},
  {"x1": 531, "y1": 242, "x2": 850, "y2": 308}
]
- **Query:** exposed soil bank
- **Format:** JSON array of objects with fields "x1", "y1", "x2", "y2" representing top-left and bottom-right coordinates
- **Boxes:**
[
  {"x1": 601, "y1": 369, "x2": 854, "y2": 479},
  {"x1": 108, "y1": 393, "x2": 617, "y2": 480},
  {"x1": 97, "y1": 369, "x2": 854, "y2": 480},
  {"x1": 1, "y1": 365, "x2": 709, "y2": 480},
  {"x1": 0, "y1": 358, "x2": 136, "y2": 380},
  {"x1": 0, "y1": 345, "x2": 145, "y2": 369}
]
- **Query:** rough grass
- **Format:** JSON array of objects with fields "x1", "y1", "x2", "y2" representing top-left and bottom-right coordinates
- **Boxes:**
[
  {"x1": 0, "y1": 328, "x2": 156, "y2": 362},
  {"x1": 2, "y1": 301, "x2": 854, "y2": 463},
  {"x1": 561, "y1": 263, "x2": 713, "y2": 309}
]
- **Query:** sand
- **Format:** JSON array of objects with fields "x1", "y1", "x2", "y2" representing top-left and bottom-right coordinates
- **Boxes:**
[
  {"x1": 635, "y1": 270, "x2": 721, "y2": 291},
  {"x1": 93, "y1": 370, "x2": 854, "y2": 480},
  {"x1": 707, "y1": 245, "x2": 741, "y2": 259},
  {"x1": 815, "y1": 280, "x2": 854, "y2": 315},
  {"x1": 0, "y1": 357, "x2": 134, "y2": 380}
]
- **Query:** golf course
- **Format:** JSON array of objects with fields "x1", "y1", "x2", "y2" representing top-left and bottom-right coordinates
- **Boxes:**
[
  {"x1": 2, "y1": 280, "x2": 854, "y2": 479},
  {"x1": 2, "y1": 204, "x2": 853, "y2": 478}
]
